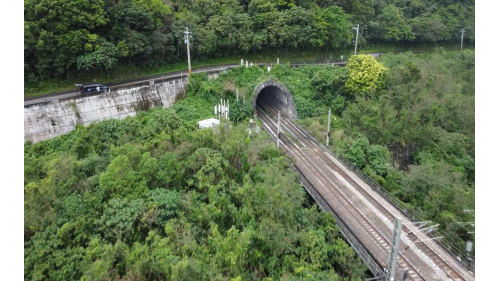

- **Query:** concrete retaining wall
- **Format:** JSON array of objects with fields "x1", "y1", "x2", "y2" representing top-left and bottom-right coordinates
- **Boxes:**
[{"x1": 24, "y1": 78, "x2": 188, "y2": 144}]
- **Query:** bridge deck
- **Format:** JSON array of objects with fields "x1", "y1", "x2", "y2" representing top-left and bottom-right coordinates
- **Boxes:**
[{"x1": 256, "y1": 97, "x2": 474, "y2": 281}]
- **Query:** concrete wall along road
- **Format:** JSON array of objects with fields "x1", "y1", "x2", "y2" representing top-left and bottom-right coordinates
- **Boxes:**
[{"x1": 24, "y1": 77, "x2": 190, "y2": 144}]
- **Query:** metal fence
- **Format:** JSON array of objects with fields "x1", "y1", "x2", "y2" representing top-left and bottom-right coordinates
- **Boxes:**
[
  {"x1": 288, "y1": 159, "x2": 385, "y2": 278},
  {"x1": 258, "y1": 119, "x2": 385, "y2": 278}
]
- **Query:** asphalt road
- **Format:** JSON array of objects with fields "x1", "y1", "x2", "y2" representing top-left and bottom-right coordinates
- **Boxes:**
[
  {"x1": 24, "y1": 64, "x2": 239, "y2": 106},
  {"x1": 23, "y1": 55, "x2": 378, "y2": 107}
]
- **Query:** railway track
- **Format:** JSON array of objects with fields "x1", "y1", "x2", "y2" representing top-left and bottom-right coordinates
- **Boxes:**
[
  {"x1": 257, "y1": 96, "x2": 473, "y2": 281},
  {"x1": 256, "y1": 104, "x2": 427, "y2": 281}
]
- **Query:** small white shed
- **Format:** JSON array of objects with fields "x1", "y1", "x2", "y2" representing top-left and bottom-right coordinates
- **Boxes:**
[{"x1": 197, "y1": 118, "x2": 220, "y2": 129}]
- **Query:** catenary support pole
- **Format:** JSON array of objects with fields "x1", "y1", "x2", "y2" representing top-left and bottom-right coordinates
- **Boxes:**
[
  {"x1": 386, "y1": 217, "x2": 402, "y2": 281},
  {"x1": 326, "y1": 108, "x2": 331, "y2": 147},
  {"x1": 276, "y1": 111, "x2": 281, "y2": 147}
]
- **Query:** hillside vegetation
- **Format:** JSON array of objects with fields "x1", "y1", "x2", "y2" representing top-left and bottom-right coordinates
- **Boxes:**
[
  {"x1": 24, "y1": 50, "x2": 475, "y2": 280},
  {"x1": 296, "y1": 50, "x2": 475, "y2": 256},
  {"x1": 24, "y1": 95, "x2": 367, "y2": 280}
]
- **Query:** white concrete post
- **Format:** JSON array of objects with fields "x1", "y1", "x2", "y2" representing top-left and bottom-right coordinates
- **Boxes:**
[
  {"x1": 183, "y1": 27, "x2": 192, "y2": 76},
  {"x1": 461, "y1": 29, "x2": 466, "y2": 51},
  {"x1": 277, "y1": 58, "x2": 279, "y2": 64},
  {"x1": 353, "y1": 24, "x2": 359, "y2": 55},
  {"x1": 241, "y1": 59, "x2": 244, "y2": 66},
  {"x1": 246, "y1": 60, "x2": 248, "y2": 68}
]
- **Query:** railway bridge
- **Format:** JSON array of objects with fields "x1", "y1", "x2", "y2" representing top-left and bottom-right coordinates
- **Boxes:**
[{"x1": 253, "y1": 80, "x2": 475, "y2": 281}]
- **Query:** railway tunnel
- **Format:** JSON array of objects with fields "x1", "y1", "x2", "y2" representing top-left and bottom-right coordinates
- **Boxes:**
[{"x1": 253, "y1": 80, "x2": 298, "y2": 120}]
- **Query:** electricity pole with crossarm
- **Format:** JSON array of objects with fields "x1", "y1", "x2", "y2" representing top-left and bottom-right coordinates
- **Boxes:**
[{"x1": 183, "y1": 27, "x2": 192, "y2": 76}]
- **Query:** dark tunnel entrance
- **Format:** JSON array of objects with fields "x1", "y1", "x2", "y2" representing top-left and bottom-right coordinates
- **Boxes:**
[{"x1": 253, "y1": 80, "x2": 298, "y2": 120}]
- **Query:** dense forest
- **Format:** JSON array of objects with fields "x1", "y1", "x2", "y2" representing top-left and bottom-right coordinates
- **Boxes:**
[
  {"x1": 297, "y1": 51, "x2": 475, "y2": 256},
  {"x1": 24, "y1": 0, "x2": 475, "y2": 81},
  {"x1": 24, "y1": 50, "x2": 475, "y2": 279},
  {"x1": 24, "y1": 96, "x2": 368, "y2": 280}
]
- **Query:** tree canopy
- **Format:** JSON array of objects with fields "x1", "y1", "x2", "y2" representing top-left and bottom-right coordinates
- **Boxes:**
[
  {"x1": 345, "y1": 54, "x2": 388, "y2": 97},
  {"x1": 24, "y1": 0, "x2": 474, "y2": 80},
  {"x1": 24, "y1": 77, "x2": 368, "y2": 280},
  {"x1": 297, "y1": 50, "x2": 475, "y2": 258}
]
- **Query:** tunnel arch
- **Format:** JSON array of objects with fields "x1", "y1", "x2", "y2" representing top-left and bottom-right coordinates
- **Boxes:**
[{"x1": 253, "y1": 79, "x2": 298, "y2": 120}]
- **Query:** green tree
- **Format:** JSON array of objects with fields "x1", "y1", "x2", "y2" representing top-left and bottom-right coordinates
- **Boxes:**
[
  {"x1": 76, "y1": 40, "x2": 120, "y2": 71},
  {"x1": 345, "y1": 54, "x2": 388, "y2": 97},
  {"x1": 346, "y1": 137, "x2": 369, "y2": 168},
  {"x1": 331, "y1": 0, "x2": 374, "y2": 24},
  {"x1": 376, "y1": 4, "x2": 415, "y2": 41},
  {"x1": 99, "y1": 155, "x2": 148, "y2": 199},
  {"x1": 24, "y1": 0, "x2": 109, "y2": 76},
  {"x1": 98, "y1": 197, "x2": 145, "y2": 242},
  {"x1": 320, "y1": 5, "x2": 353, "y2": 48}
]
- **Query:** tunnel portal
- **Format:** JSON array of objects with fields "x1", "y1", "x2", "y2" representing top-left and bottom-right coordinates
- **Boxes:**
[{"x1": 253, "y1": 80, "x2": 298, "y2": 120}]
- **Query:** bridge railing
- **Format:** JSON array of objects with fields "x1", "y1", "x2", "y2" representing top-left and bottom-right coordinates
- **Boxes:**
[
  {"x1": 287, "y1": 158, "x2": 385, "y2": 278},
  {"x1": 257, "y1": 118, "x2": 385, "y2": 278},
  {"x1": 291, "y1": 122, "x2": 475, "y2": 273}
]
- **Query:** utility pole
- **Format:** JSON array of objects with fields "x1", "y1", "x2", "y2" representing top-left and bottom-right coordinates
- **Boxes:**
[
  {"x1": 183, "y1": 27, "x2": 192, "y2": 76},
  {"x1": 326, "y1": 108, "x2": 331, "y2": 147},
  {"x1": 352, "y1": 24, "x2": 360, "y2": 55},
  {"x1": 460, "y1": 29, "x2": 466, "y2": 51},
  {"x1": 386, "y1": 217, "x2": 402, "y2": 281},
  {"x1": 276, "y1": 111, "x2": 281, "y2": 147}
]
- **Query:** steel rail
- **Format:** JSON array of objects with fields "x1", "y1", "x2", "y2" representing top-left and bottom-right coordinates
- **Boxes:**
[
  {"x1": 288, "y1": 118, "x2": 475, "y2": 278},
  {"x1": 255, "y1": 95, "x2": 466, "y2": 279},
  {"x1": 257, "y1": 104, "x2": 427, "y2": 281}
]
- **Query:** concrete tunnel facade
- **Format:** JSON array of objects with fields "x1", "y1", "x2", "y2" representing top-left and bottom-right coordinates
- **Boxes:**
[{"x1": 253, "y1": 79, "x2": 298, "y2": 120}]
